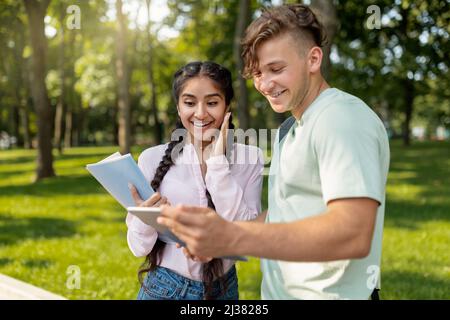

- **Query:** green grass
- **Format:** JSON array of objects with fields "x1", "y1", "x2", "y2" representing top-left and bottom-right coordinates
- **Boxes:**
[{"x1": 0, "y1": 141, "x2": 449, "y2": 299}]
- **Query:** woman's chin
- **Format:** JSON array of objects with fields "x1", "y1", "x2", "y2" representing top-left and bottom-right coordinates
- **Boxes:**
[{"x1": 189, "y1": 128, "x2": 220, "y2": 144}]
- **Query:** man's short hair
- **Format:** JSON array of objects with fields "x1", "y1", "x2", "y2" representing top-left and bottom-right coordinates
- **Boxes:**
[{"x1": 241, "y1": 4, "x2": 326, "y2": 78}]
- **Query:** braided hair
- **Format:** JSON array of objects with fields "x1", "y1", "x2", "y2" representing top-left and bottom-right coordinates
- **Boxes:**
[{"x1": 138, "y1": 61, "x2": 235, "y2": 300}]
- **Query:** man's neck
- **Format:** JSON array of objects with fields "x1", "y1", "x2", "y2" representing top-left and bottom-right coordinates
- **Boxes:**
[{"x1": 291, "y1": 77, "x2": 330, "y2": 120}]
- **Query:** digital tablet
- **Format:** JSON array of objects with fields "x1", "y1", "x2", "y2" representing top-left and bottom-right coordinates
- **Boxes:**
[{"x1": 127, "y1": 206, "x2": 168, "y2": 235}]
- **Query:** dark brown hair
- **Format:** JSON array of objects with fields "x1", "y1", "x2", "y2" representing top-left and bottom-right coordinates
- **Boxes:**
[
  {"x1": 241, "y1": 4, "x2": 326, "y2": 78},
  {"x1": 138, "y1": 61, "x2": 235, "y2": 300}
]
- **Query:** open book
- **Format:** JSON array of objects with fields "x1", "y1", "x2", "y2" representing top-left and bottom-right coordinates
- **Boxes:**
[{"x1": 86, "y1": 152, "x2": 181, "y2": 244}]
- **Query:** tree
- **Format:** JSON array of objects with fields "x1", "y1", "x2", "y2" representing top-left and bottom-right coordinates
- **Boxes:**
[
  {"x1": 23, "y1": 0, "x2": 55, "y2": 180},
  {"x1": 310, "y1": 0, "x2": 339, "y2": 81},
  {"x1": 53, "y1": 2, "x2": 66, "y2": 154},
  {"x1": 115, "y1": 0, "x2": 131, "y2": 154},
  {"x1": 233, "y1": 0, "x2": 251, "y2": 130},
  {"x1": 145, "y1": 0, "x2": 163, "y2": 144},
  {"x1": 332, "y1": 0, "x2": 449, "y2": 145}
]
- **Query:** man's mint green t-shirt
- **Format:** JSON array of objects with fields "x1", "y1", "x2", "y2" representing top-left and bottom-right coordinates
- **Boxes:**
[{"x1": 261, "y1": 88, "x2": 390, "y2": 299}]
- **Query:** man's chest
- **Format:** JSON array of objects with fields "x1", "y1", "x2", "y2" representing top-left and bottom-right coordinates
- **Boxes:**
[{"x1": 277, "y1": 130, "x2": 321, "y2": 196}]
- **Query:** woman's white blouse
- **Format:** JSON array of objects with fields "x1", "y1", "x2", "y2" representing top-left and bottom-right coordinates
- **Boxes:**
[{"x1": 126, "y1": 143, "x2": 264, "y2": 281}]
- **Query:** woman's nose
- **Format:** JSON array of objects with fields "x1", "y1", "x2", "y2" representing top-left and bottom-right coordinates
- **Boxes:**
[{"x1": 194, "y1": 103, "x2": 207, "y2": 119}]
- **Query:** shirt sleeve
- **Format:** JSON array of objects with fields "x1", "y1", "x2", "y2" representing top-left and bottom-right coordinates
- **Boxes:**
[
  {"x1": 205, "y1": 147, "x2": 264, "y2": 221},
  {"x1": 125, "y1": 147, "x2": 161, "y2": 257},
  {"x1": 126, "y1": 213, "x2": 158, "y2": 257},
  {"x1": 312, "y1": 105, "x2": 385, "y2": 205}
]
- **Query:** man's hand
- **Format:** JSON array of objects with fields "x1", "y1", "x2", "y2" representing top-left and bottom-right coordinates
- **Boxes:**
[
  {"x1": 157, "y1": 204, "x2": 236, "y2": 258},
  {"x1": 175, "y1": 243, "x2": 213, "y2": 263}
]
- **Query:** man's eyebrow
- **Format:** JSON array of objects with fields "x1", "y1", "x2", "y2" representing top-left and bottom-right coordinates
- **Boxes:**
[{"x1": 262, "y1": 60, "x2": 286, "y2": 66}]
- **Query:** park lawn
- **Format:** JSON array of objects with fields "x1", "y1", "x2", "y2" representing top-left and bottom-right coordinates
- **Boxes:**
[{"x1": 0, "y1": 141, "x2": 449, "y2": 299}]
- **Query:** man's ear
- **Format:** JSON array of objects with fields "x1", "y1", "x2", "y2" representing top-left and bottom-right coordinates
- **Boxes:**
[{"x1": 308, "y1": 46, "x2": 323, "y2": 74}]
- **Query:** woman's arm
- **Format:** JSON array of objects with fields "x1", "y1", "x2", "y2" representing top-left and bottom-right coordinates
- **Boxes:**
[
  {"x1": 125, "y1": 146, "x2": 167, "y2": 257},
  {"x1": 126, "y1": 213, "x2": 158, "y2": 257},
  {"x1": 205, "y1": 146, "x2": 264, "y2": 222}
]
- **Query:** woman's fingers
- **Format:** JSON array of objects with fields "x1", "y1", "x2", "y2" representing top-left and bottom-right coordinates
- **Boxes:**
[
  {"x1": 212, "y1": 112, "x2": 231, "y2": 156},
  {"x1": 129, "y1": 184, "x2": 164, "y2": 208},
  {"x1": 152, "y1": 196, "x2": 167, "y2": 207},
  {"x1": 128, "y1": 184, "x2": 143, "y2": 206},
  {"x1": 141, "y1": 192, "x2": 162, "y2": 207}
]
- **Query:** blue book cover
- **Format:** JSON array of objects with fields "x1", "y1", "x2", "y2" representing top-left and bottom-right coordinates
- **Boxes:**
[
  {"x1": 86, "y1": 152, "x2": 153, "y2": 209},
  {"x1": 86, "y1": 152, "x2": 181, "y2": 243}
]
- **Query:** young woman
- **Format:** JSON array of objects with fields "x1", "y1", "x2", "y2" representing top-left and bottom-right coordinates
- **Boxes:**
[{"x1": 126, "y1": 61, "x2": 264, "y2": 300}]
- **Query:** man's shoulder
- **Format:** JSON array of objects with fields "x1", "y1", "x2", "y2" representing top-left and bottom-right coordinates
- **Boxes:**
[{"x1": 313, "y1": 88, "x2": 383, "y2": 130}]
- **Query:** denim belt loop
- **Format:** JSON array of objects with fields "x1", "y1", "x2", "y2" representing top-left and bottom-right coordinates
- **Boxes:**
[{"x1": 180, "y1": 279, "x2": 189, "y2": 298}]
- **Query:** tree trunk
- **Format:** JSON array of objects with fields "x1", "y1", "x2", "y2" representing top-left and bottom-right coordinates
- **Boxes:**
[
  {"x1": 64, "y1": 29, "x2": 79, "y2": 149},
  {"x1": 145, "y1": 0, "x2": 163, "y2": 144},
  {"x1": 23, "y1": 58, "x2": 33, "y2": 149},
  {"x1": 8, "y1": 104, "x2": 19, "y2": 146},
  {"x1": 72, "y1": 111, "x2": 80, "y2": 147},
  {"x1": 310, "y1": 0, "x2": 339, "y2": 81},
  {"x1": 15, "y1": 24, "x2": 31, "y2": 149},
  {"x1": 115, "y1": 0, "x2": 131, "y2": 154},
  {"x1": 54, "y1": 3, "x2": 66, "y2": 154},
  {"x1": 64, "y1": 108, "x2": 72, "y2": 148},
  {"x1": 21, "y1": 100, "x2": 32, "y2": 149},
  {"x1": 23, "y1": 0, "x2": 55, "y2": 180},
  {"x1": 402, "y1": 79, "x2": 414, "y2": 146},
  {"x1": 3, "y1": 42, "x2": 20, "y2": 146},
  {"x1": 233, "y1": 0, "x2": 250, "y2": 130}
]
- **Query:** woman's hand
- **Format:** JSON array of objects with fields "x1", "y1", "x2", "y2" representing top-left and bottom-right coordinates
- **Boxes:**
[
  {"x1": 212, "y1": 112, "x2": 231, "y2": 157},
  {"x1": 129, "y1": 183, "x2": 170, "y2": 207}
]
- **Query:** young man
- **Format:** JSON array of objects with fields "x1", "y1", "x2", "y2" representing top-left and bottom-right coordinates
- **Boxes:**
[{"x1": 158, "y1": 4, "x2": 390, "y2": 299}]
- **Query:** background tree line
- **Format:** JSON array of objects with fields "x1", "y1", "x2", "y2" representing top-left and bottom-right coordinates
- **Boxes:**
[{"x1": 0, "y1": 0, "x2": 448, "y2": 181}]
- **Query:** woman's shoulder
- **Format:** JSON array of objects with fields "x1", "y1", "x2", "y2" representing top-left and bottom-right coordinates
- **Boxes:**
[{"x1": 138, "y1": 143, "x2": 168, "y2": 164}]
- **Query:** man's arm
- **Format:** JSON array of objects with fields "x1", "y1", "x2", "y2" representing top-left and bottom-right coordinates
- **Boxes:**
[
  {"x1": 252, "y1": 210, "x2": 267, "y2": 223},
  {"x1": 232, "y1": 198, "x2": 378, "y2": 261},
  {"x1": 159, "y1": 198, "x2": 378, "y2": 262}
]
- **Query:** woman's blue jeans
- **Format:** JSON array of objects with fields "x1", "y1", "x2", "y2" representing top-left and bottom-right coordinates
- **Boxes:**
[{"x1": 137, "y1": 265, "x2": 239, "y2": 300}]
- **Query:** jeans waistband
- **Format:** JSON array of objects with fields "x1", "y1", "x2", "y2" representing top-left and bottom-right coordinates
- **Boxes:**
[{"x1": 155, "y1": 264, "x2": 236, "y2": 287}]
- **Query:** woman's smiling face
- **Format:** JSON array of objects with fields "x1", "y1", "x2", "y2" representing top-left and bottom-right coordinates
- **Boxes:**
[{"x1": 177, "y1": 76, "x2": 228, "y2": 145}]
